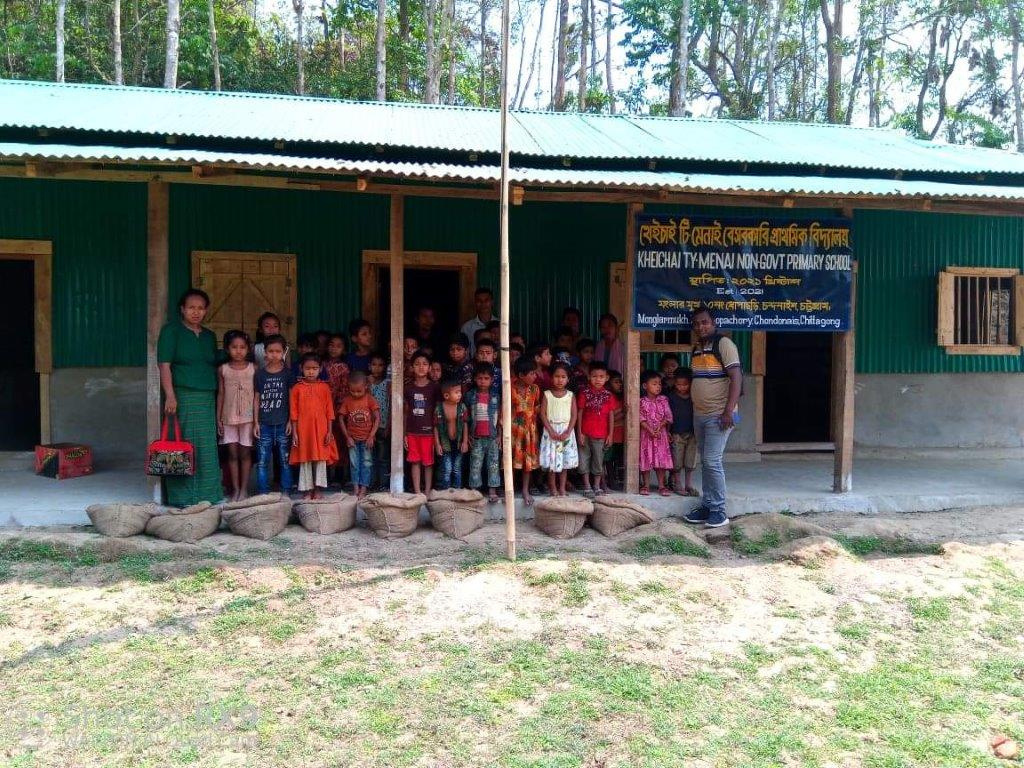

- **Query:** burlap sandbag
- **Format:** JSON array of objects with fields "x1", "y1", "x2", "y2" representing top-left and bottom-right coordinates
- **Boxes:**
[
  {"x1": 145, "y1": 504, "x2": 221, "y2": 543},
  {"x1": 169, "y1": 500, "x2": 212, "y2": 516},
  {"x1": 427, "y1": 489, "x2": 486, "y2": 539},
  {"x1": 294, "y1": 494, "x2": 358, "y2": 535},
  {"x1": 222, "y1": 497, "x2": 293, "y2": 540},
  {"x1": 360, "y1": 492, "x2": 426, "y2": 539},
  {"x1": 534, "y1": 496, "x2": 594, "y2": 539},
  {"x1": 86, "y1": 502, "x2": 160, "y2": 537},
  {"x1": 590, "y1": 496, "x2": 655, "y2": 537}
]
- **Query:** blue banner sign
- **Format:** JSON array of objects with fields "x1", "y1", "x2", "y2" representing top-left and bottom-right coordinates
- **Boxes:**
[{"x1": 632, "y1": 214, "x2": 853, "y2": 332}]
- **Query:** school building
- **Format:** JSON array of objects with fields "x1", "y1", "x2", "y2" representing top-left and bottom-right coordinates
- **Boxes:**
[{"x1": 2, "y1": 78, "x2": 1024, "y2": 517}]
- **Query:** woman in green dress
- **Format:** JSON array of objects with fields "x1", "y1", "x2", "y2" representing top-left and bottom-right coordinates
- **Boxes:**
[{"x1": 157, "y1": 289, "x2": 224, "y2": 506}]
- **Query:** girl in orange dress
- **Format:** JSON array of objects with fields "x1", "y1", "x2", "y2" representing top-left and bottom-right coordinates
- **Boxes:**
[
  {"x1": 290, "y1": 353, "x2": 338, "y2": 499},
  {"x1": 510, "y1": 356, "x2": 541, "y2": 506}
]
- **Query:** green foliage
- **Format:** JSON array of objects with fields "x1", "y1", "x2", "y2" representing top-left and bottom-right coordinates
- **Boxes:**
[{"x1": 621, "y1": 535, "x2": 710, "y2": 560}]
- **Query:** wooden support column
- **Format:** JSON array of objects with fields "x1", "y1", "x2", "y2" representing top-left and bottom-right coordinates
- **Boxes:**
[
  {"x1": 831, "y1": 261, "x2": 857, "y2": 492},
  {"x1": 147, "y1": 182, "x2": 169, "y2": 502},
  {"x1": 624, "y1": 203, "x2": 643, "y2": 494},
  {"x1": 389, "y1": 194, "x2": 406, "y2": 494}
]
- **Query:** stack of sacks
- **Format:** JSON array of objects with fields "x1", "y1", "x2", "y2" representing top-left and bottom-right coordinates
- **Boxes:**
[{"x1": 426, "y1": 489, "x2": 487, "y2": 540}]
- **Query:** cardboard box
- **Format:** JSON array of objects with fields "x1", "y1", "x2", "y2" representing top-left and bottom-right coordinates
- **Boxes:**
[{"x1": 34, "y1": 443, "x2": 93, "y2": 480}]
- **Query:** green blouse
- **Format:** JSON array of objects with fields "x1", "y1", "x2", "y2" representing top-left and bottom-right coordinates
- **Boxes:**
[{"x1": 157, "y1": 321, "x2": 218, "y2": 391}]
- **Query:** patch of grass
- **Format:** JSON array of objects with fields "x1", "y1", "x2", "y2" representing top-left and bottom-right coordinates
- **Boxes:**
[
  {"x1": 168, "y1": 567, "x2": 221, "y2": 595},
  {"x1": 639, "y1": 580, "x2": 671, "y2": 596},
  {"x1": 116, "y1": 552, "x2": 172, "y2": 583},
  {"x1": 403, "y1": 566, "x2": 428, "y2": 581},
  {"x1": 730, "y1": 527, "x2": 782, "y2": 555},
  {"x1": 906, "y1": 596, "x2": 952, "y2": 623},
  {"x1": 523, "y1": 562, "x2": 593, "y2": 607},
  {"x1": 836, "y1": 535, "x2": 943, "y2": 557},
  {"x1": 622, "y1": 535, "x2": 710, "y2": 560}
]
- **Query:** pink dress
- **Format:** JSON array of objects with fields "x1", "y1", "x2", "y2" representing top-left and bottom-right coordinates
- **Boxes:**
[{"x1": 639, "y1": 395, "x2": 673, "y2": 471}]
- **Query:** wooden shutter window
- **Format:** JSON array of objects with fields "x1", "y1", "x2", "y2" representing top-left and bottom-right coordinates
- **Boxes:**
[{"x1": 938, "y1": 267, "x2": 1021, "y2": 355}]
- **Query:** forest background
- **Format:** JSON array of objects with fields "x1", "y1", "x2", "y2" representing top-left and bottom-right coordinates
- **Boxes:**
[{"x1": 2, "y1": 0, "x2": 1022, "y2": 149}]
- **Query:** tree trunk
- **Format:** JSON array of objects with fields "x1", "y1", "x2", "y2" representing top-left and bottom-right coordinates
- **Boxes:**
[
  {"x1": 819, "y1": 0, "x2": 843, "y2": 123},
  {"x1": 1009, "y1": 0, "x2": 1024, "y2": 151},
  {"x1": 294, "y1": 0, "x2": 305, "y2": 95},
  {"x1": 424, "y1": 0, "x2": 439, "y2": 102},
  {"x1": 479, "y1": 0, "x2": 489, "y2": 105},
  {"x1": 375, "y1": 0, "x2": 387, "y2": 100},
  {"x1": 589, "y1": 0, "x2": 596, "y2": 84},
  {"x1": 605, "y1": 0, "x2": 614, "y2": 112},
  {"x1": 518, "y1": 0, "x2": 546, "y2": 108},
  {"x1": 163, "y1": 0, "x2": 180, "y2": 88},
  {"x1": 445, "y1": 0, "x2": 456, "y2": 103},
  {"x1": 55, "y1": 0, "x2": 66, "y2": 82},
  {"x1": 668, "y1": 0, "x2": 689, "y2": 116},
  {"x1": 208, "y1": 0, "x2": 222, "y2": 90},
  {"x1": 765, "y1": 0, "x2": 781, "y2": 119},
  {"x1": 112, "y1": 0, "x2": 123, "y2": 84},
  {"x1": 512, "y1": 0, "x2": 529, "y2": 106},
  {"x1": 578, "y1": 0, "x2": 589, "y2": 110},
  {"x1": 554, "y1": 0, "x2": 568, "y2": 109},
  {"x1": 915, "y1": 18, "x2": 939, "y2": 138}
]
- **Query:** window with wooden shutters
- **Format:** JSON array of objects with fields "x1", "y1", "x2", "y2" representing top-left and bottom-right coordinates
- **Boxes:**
[{"x1": 937, "y1": 267, "x2": 1024, "y2": 355}]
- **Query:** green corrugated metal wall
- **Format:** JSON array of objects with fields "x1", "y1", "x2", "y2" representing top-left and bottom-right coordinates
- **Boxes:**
[
  {"x1": 0, "y1": 178, "x2": 147, "y2": 367},
  {"x1": 405, "y1": 197, "x2": 628, "y2": 347},
  {"x1": 855, "y1": 209, "x2": 1024, "y2": 373},
  {"x1": 168, "y1": 185, "x2": 389, "y2": 333}
]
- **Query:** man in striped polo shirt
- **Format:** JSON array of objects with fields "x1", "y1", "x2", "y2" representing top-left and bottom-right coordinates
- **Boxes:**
[{"x1": 683, "y1": 306, "x2": 742, "y2": 528}]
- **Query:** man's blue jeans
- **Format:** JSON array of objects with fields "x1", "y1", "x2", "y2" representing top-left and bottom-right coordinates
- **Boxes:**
[
  {"x1": 693, "y1": 413, "x2": 733, "y2": 514},
  {"x1": 256, "y1": 423, "x2": 292, "y2": 494},
  {"x1": 349, "y1": 441, "x2": 373, "y2": 488}
]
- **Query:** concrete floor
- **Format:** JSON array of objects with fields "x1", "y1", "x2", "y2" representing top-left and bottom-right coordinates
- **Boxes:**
[{"x1": 1, "y1": 454, "x2": 1022, "y2": 527}]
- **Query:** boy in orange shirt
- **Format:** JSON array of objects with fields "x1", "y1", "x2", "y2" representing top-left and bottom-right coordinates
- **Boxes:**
[{"x1": 337, "y1": 371, "x2": 380, "y2": 498}]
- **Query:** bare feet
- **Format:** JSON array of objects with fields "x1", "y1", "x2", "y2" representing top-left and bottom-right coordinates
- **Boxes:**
[
  {"x1": 523, "y1": 491, "x2": 534, "y2": 507},
  {"x1": 488, "y1": 489, "x2": 499, "y2": 503}
]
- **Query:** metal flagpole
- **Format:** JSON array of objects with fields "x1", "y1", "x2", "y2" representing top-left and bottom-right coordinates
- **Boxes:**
[{"x1": 498, "y1": 0, "x2": 516, "y2": 561}]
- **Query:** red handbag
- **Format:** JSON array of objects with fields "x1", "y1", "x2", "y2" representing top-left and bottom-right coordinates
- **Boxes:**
[{"x1": 146, "y1": 415, "x2": 195, "y2": 477}]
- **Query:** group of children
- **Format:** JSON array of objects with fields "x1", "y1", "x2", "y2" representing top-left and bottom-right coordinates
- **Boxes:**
[{"x1": 212, "y1": 308, "x2": 699, "y2": 503}]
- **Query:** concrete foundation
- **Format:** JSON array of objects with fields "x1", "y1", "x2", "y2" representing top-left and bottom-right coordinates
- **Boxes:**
[
  {"x1": 4, "y1": 455, "x2": 1023, "y2": 528},
  {"x1": 855, "y1": 373, "x2": 1024, "y2": 450},
  {"x1": 49, "y1": 367, "x2": 147, "y2": 464}
]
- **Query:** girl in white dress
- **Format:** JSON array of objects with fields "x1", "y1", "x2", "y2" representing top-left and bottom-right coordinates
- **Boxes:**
[{"x1": 539, "y1": 362, "x2": 579, "y2": 496}]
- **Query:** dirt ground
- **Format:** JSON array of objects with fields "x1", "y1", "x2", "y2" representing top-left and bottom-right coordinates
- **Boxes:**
[{"x1": 1, "y1": 505, "x2": 1023, "y2": 767}]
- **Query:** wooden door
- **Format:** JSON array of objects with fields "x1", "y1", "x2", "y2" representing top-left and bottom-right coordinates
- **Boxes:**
[{"x1": 191, "y1": 251, "x2": 297, "y2": 342}]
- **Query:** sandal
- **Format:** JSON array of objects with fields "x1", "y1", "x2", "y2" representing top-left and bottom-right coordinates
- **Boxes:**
[
  {"x1": 659, "y1": 487, "x2": 671, "y2": 497},
  {"x1": 640, "y1": 487, "x2": 650, "y2": 496}
]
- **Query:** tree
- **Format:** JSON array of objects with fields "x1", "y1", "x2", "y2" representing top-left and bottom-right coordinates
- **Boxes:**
[
  {"x1": 375, "y1": 0, "x2": 387, "y2": 100},
  {"x1": 668, "y1": 0, "x2": 689, "y2": 115},
  {"x1": 113, "y1": 0, "x2": 123, "y2": 84},
  {"x1": 56, "y1": 0, "x2": 66, "y2": 82},
  {"x1": 578, "y1": 0, "x2": 590, "y2": 110},
  {"x1": 554, "y1": 0, "x2": 569, "y2": 109},
  {"x1": 208, "y1": 0, "x2": 222, "y2": 90},
  {"x1": 293, "y1": 0, "x2": 305, "y2": 94},
  {"x1": 605, "y1": 0, "x2": 615, "y2": 111},
  {"x1": 164, "y1": 0, "x2": 181, "y2": 87}
]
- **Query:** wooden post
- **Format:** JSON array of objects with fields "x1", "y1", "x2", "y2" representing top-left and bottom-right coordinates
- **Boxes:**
[
  {"x1": 831, "y1": 261, "x2": 857, "y2": 492},
  {"x1": 389, "y1": 194, "x2": 405, "y2": 494},
  {"x1": 147, "y1": 182, "x2": 169, "y2": 503},
  {"x1": 624, "y1": 203, "x2": 642, "y2": 494}
]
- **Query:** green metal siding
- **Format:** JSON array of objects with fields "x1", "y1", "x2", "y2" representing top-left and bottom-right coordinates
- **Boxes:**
[
  {"x1": 0, "y1": 178, "x2": 147, "y2": 367},
  {"x1": 168, "y1": 185, "x2": 389, "y2": 334},
  {"x1": 855, "y1": 209, "x2": 1024, "y2": 373}
]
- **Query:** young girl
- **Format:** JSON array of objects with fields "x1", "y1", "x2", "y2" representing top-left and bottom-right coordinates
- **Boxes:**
[
  {"x1": 290, "y1": 353, "x2": 338, "y2": 499},
  {"x1": 539, "y1": 362, "x2": 579, "y2": 496},
  {"x1": 639, "y1": 369, "x2": 673, "y2": 496},
  {"x1": 605, "y1": 369, "x2": 626, "y2": 488},
  {"x1": 323, "y1": 332, "x2": 351, "y2": 485},
  {"x1": 368, "y1": 352, "x2": 391, "y2": 491},
  {"x1": 217, "y1": 330, "x2": 256, "y2": 501},
  {"x1": 254, "y1": 312, "x2": 287, "y2": 368},
  {"x1": 510, "y1": 357, "x2": 541, "y2": 506}
]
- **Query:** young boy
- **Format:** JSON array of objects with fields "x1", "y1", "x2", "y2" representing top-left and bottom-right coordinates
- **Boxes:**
[
  {"x1": 253, "y1": 335, "x2": 294, "y2": 494},
  {"x1": 337, "y1": 370, "x2": 380, "y2": 498},
  {"x1": 467, "y1": 363, "x2": 502, "y2": 502},
  {"x1": 292, "y1": 333, "x2": 327, "y2": 380},
  {"x1": 345, "y1": 318, "x2": 374, "y2": 373},
  {"x1": 531, "y1": 344, "x2": 553, "y2": 390},
  {"x1": 444, "y1": 333, "x2": 475, "y2": 390},
  {"x1": 668, "y1": 367, "x2": 698, "y2": 496},
  {"x1": 571, "y1": 338, "x2": 595, "y2": 393},
  {"x1": 404, "y1": 352, "x2": 439, "y2": 495},
  {"x1": 509, "y1": 342, "x2": 525, "y2": 367},
  {"x1": 475, "y1": 339, "x2": 502, "y2": 396},
  {"x1": 434, "y1": 379, "x2": 469, "y2": 490},
  {"x1": 576, "y1": 361, "x2": 618, "y2": 497},
  {"x1": 659, "y1": 353, "x2": 681, "y2": 390},
  {"x1": 368, "y1": 352, "x2": 391, "y2": 491},
  {"x1": 428, "y1": 359, "x2": 443, "y2": 384},
  {"x1": 553, "y1": 327, "x2": 577, "y2": 364},
  {"x1": 401, "y1": 335, "x2": 419, "y2": 383},
  {"x1": 473, "y1": 327, "x2": 492, "y2": 350}
]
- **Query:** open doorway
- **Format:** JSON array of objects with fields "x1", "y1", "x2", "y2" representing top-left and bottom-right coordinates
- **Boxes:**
[
  {"x1": 0, "y1": 259, "x2": 39, "y2": 449},
  {"x1": 376, "y1": 267, "x2": 462, "y2": 352},
  {"x1": 762, "y1": 333, "x2": 833, "y2": 445}
]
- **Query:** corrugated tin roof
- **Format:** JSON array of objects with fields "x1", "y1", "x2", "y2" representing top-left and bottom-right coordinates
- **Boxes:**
[
  {"x1": 4, "y1": 141, "x2": 1024, "y2": 202},
  {"x1": 3, "y1": 79, "x2": 1024, "y2": 176}
]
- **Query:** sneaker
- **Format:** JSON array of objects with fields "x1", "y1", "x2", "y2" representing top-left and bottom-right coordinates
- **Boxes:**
[
  {"x1": 683, "y1": 505, "x2": 710, "y2": 524},
  {"x1": 705, "y1": 510, "x2": 729, "y2": 528}
]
